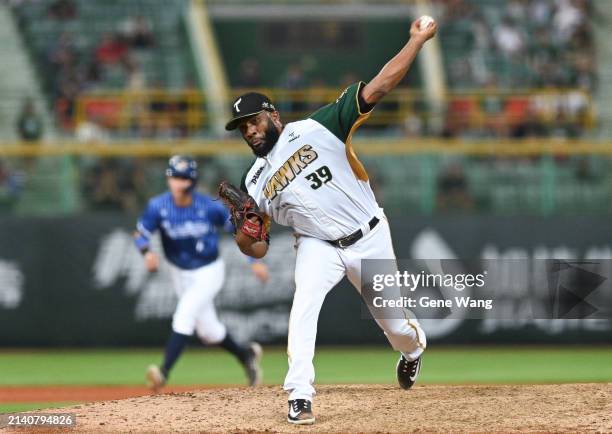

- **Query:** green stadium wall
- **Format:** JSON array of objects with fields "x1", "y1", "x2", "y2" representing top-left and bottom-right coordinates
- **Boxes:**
[{"x1": 0, "y1": 215, "x2": 610, "y2": 347}]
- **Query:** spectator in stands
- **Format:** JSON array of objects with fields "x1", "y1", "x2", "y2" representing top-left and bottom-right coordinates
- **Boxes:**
[
  {"x1": 495, "y1": 17, "x2": 525, "y2": 58},
  {"x1": 125, "y1": 58, "x2": 146, "y2": 91},
  {"x1": 120, "y1": 16, "x2": 155, "y2": 49},
  {"x1": 48, "y1": 0, "x2": 76, "y2": 20},
  {"x1": 47, "y1": 32, "x2": 77, "y2": 73},
  {"x1": 402, "y1": 107, "x2": 424, "y2": 138},
  {"x1": 529, "y1": 0, "x2": 554, "y2": 26},
  {"x1": 95, "y1": 33, "x2": 129, "y2": 65},
  {"x1": 16, "y1": 99, "x2": 43, "y2": 142},
  {"x1": 45, "y1": 32, "x2": 82, "y2": 128},
  {"x1": 571, "y1": 38, "x2": 597, "y2": 91},
  {"x1": 551, "y1": 107, "x2": 581, "y2": 138},
  {"x1": 430, "y1": 0, "x2": 596, "y2": 138},
  {"x1": 0, "y1": 161, "x2": 23, "y2": 210},
  {"x1": 83, "y1": 59, "x2": 103, "y2": 90},
  {"x1": 75, "y1": 114, "x2": 109, "y2": 143},
  {"x1": 510, "y1": 104, "x2": 548, "y2": 138},
  {"x1": 436, "y1": 164, "x2": 474, "y2": 212},
  {"x1": 85, "y1": 159, "x2": 124, "y2": 211},
  {"x1": 84, "y1": 159, "x2": 147, "y2": 212},
  {"x1": 154, "y1": 116, "x2": 181, "y2": 140},
  {"x1": 55, "y1": 81, "x2": 79, "y2": 129},
  {"x1": 506, "y1": 0, "x2": 529, "y2": 21},
  {"x1": 554, "y1": 0, "x2": 586, "y2": 43},
  {"x1": 480, "y1": 80, "x2": 507, "y2": 138},
  {"x1": 149, "y1": 80, "x2": 167, "y2": 114}
]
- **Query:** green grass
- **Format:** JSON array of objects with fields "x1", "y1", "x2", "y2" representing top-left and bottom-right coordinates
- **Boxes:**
[
  {"x1": 0, "y1": 402, "x2": 77, "y2": 413},
  {"x1": 0, "y1": 346, "x2": 611, "y2": 387},
  {"x1": 1, "y1": 347, "x2": 611, "y2": 414}
]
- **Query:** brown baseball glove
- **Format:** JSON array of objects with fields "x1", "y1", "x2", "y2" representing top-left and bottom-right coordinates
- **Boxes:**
[{"x1": 218, "y1": 181, "x2": 267, "y2": 241}]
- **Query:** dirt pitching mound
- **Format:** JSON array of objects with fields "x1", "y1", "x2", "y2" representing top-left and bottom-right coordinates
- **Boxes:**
[
  {"x1": 45, "y1": 383, "x2": 611, "y2": 433},
  {"x1": 0, "y1": 385, "x2": 216, "y2": 403}
]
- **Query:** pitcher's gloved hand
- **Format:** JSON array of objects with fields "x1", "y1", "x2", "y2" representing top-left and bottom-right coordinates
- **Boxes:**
[{"x1": 218, "y1": 181, "x2": 267, "y2": 241}]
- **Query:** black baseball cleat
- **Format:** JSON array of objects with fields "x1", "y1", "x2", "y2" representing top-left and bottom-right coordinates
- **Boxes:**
[
  {"x1": 243, "y1": 342, "x2": 263, "y2": 386},
  {"x1": 396, "y1": 355, "x2": 422, "y2": 390},
  {"x1": 287, "y1": 399, "x2": 315, "y2": 425}
]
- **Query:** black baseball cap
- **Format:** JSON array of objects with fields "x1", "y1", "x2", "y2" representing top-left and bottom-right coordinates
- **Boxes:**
[{"x1": 225, "y1": 92, "x2": 276, "y2": 131}]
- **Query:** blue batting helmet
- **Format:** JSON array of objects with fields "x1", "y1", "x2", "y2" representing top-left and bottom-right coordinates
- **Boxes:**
[
  {"x1": 166, "y1": 155, "x2": 198, "y2": 192},
  {"x1": 166, "y1": 155, "x2": 198, "y2": 180}
]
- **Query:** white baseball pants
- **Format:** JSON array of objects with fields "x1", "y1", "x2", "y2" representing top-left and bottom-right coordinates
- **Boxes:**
[
  {"x1": 169, "y1": 258, "x2": 227, "y2": 344},
  {"x1": 284, "y1": 215, "x2": 426, "y2": 401}
]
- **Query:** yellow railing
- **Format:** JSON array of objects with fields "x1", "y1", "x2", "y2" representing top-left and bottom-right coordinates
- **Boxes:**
[
  {"x1": 73, "y1": 87, "x2": 596, "y2": 134},
  {"x1": 2, "y1": 139, "x2": 612, "y2": 157}
]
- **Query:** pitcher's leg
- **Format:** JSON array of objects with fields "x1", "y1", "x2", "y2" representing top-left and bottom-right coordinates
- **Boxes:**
[
  {"x1": 284, "y1": 236, "x2": 345, "y2": 401},
  {"x1": 374, "y1": 317, "x2": 426, "y2": 360},
  {"x1": 344, "y1": 216, "x2": 426, "y2": 360}
]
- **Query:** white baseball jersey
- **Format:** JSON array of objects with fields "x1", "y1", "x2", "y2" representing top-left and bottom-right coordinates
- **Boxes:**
[{"x1": 240, "y1": 82, "x2": 381, "y2": 241}]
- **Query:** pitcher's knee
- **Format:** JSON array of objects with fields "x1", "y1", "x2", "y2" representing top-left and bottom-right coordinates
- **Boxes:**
[
  {"x1": 196, "y1": 322, "x2": 226, "y2": 344},
  {"x1": 172, "y1": 316, "x2": 197, "y2": 336}
]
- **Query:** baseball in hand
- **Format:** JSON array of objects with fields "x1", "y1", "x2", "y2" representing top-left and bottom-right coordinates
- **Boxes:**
[{"x1": 418, "y1": 15, "x2": 435, "y2": 31}]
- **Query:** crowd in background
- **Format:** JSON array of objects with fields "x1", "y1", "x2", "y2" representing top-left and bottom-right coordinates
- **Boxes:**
[
  {"x1": 0, "y1": 162, "x2": 24, "y2": 211},
  {"x1": 81, "y1": 158, "x2": 148, "y2": 212},
  {"x1": 433, "y1": 0, "x2": 595, "y2": 90},
  {"x1": 11, "y1": 0, "x2": 598, "y2": 142},
  {"x1": 431, "y1": 0, "x2": 595, "y2": 139},
  {"x1": 6, "y1": 0, "x2": 603, "y2": 213},
  {"x1": 14, "y1": 0, "x2": 155, "y2": 131}
]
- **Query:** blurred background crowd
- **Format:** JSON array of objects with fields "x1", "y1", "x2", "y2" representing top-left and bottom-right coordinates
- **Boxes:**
[{"x1": 0, "y1": 0, "x2": 609, "y2": 216}]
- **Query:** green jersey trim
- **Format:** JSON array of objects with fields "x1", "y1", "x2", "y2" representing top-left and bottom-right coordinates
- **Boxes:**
[{"x1": 309, "y1": 81, "x2": 373, "y2": 143}]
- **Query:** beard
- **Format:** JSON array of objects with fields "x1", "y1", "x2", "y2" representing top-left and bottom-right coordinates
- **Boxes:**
[{"x1": 249, "y1": 118, "x2": 280, "y2": 157}]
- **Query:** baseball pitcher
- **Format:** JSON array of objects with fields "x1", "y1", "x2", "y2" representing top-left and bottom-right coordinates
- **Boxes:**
[
  {"x1": 221, "y1": 18, "x2": 437, "y2": 425},
  {"x1": 134, "y1": 155, "x2": 269, "y2": 391}
]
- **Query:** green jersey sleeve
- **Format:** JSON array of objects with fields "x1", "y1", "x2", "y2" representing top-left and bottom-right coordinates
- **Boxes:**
[{"x1": 309, "y1": 81, "x2": 374, "y2": 143}]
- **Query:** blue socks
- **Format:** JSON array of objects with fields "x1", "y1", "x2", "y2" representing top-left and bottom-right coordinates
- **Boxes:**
[
  {"x1": 161, "y1": 331, "x2": 249, "y2": 379},
  {"x1": 219, "y1": 333, "x2": 249, "y2": 363},
  {"x1": 161, "y1": 331, "x2": 190, "y2": 377}
]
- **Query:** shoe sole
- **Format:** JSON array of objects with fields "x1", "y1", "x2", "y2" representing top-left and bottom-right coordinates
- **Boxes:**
[
  {"x1": 287, "y1": 417, "x2": 315, "y2": 425},
  {"x1": 146, "y1": 365, "x2": 165, "y2": 392}
]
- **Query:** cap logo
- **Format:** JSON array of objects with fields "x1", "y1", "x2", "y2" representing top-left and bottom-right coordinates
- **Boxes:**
[
  {"x1": 175, "y1": 160, "x2": 189, "y2": 171},
  {"x1": 234, "y1": 98, "x2": 242, "y2": 113}
]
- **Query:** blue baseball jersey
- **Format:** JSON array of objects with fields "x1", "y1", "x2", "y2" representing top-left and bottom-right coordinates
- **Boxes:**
[{"x1": 134, "y1": 192, "x2": 233, "y2": 270}]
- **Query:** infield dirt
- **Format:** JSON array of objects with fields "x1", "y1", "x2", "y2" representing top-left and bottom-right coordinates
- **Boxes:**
[{"x1": 33, "y1": 383, "x2": 612, "y2": 432}]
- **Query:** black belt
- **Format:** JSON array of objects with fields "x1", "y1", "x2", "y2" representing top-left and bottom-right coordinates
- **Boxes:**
[{"x1": 327, "y1": 217, "x2": 379, "y2": 249}]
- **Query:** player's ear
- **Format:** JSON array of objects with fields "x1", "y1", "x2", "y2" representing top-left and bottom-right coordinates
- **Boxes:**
[{"x1": 270, "y1": 110, "x2": 282, "y2": 129}]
